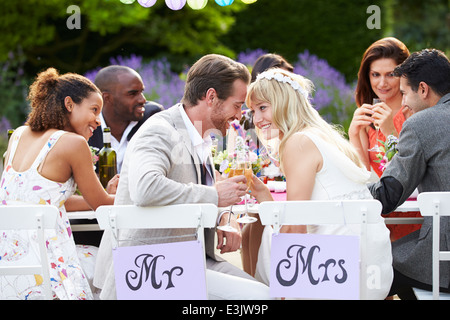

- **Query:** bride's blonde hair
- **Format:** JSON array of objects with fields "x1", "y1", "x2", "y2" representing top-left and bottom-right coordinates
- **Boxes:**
[{"x1": 246, "y1": 68, "x2": 364, "y2": 171}]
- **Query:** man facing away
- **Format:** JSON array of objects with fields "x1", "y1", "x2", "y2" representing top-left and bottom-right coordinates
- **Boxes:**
[
  {"x1": 369, "y1": 49, "x2": 450, "y2": 299},
  {"x1": 94, "y1": 54, "x2": 271, "y2": 300}
]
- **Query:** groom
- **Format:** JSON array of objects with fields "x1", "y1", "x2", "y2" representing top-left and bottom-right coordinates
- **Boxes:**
[{"x1": 94, "y1": 54, "x2": 271, "y2": 300}]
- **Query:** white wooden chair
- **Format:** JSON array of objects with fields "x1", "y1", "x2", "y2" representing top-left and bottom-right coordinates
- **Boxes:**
[
  {"x1": 0, "y1": 205, "x2": 59, "y2": 300},
  {"x1": 413, "y1": 192, "x2": 450, "y2": 300},
  {"x1": 258, "y1": 199, "x2": 384, "y2": 300},
  {"x1": 95, "y1": 204, "x2": 218, "y2": 250},
  {"x1": 95, "y1": 204, "x2": 218, "y2": 298}
]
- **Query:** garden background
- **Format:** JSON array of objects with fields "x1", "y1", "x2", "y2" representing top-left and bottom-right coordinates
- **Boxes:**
[{"x1": 1, "y1": 0, "x2": 449, "y2": 156}]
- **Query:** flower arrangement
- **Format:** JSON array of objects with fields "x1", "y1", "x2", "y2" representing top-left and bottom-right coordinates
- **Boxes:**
[
  {"x1": 212, "y1": 148, "x2": 262, "y2": 176},
  {"x1": 90, "y1": 146, "x2": 99, "y2": 169},
  {"x1": 374, "y1": 134, "x2": 399, "y2": 172},
  {"x1": 213, "y1": 149, "x2": 232, "y2": 174}
]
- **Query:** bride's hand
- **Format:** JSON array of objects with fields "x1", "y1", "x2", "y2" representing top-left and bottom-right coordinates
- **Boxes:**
[{"x1": 249, "y1": 175, "x2": 273, "y2": 202}]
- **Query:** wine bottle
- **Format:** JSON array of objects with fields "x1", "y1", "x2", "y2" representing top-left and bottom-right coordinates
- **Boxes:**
[{"x1": 98, "y1": 127, "x2": 117, "y2": 188}]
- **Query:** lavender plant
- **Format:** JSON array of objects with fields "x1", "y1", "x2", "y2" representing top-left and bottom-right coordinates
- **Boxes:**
[
  {"x1": 237, "y1": 49, "x2": 356, "y2": 132},
  {"x1": 85, "y1": 54, "x2": 185, "y2": 108},
  {"x1": 85, "y1": 49, "x2": 356, "y2": 132},
  {"x1": 293, "y1": 50, "x2": 355, "y2": 132}
]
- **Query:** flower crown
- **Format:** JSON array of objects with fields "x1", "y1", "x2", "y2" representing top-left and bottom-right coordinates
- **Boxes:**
[{"x1": 256, "y1": 69, "x2": 309, "y2": 99}]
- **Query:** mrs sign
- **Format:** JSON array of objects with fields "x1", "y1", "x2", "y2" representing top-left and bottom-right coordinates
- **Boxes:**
[{"x1": 270, "y1": 233, "x2": 360, "y2": 299}]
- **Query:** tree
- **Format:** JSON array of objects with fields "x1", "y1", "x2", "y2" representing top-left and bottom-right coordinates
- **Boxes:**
[
  {"x1": 0, "y1": 0, "x2": 246, "y2": 74},
  {"x1": 385, "y1": 0, "x2": 449, "y2": 56},
  {"x1": 221, "y1": 0, "x2": 386, "y2": 81}
]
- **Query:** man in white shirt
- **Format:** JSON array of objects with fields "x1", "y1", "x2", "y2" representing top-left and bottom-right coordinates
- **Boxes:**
[
  {"x1": 94, "y1": 54, "x2": 271, "y2": 300},
  {"x1": 89, "y1": 65, "x2": 164, "y2": 172}
]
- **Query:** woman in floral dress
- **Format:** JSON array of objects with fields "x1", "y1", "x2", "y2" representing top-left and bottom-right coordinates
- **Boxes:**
[{"x1": 0, "y1": 68, "x2": 117, "y2": 299}]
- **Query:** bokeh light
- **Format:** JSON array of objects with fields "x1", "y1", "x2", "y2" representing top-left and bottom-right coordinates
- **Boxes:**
[
  {"x1": 165, "y1": 0, "x2": 187, "y2": 10},
  {"x1": 215, "y1": 0, "x2": 234, "y2": 6},
  {"x1": 138, "y1": 0, "x2": 157, "y2": 7},
  {"x1": 187, "y1": 0, "x2": 208, "y2": 10}
]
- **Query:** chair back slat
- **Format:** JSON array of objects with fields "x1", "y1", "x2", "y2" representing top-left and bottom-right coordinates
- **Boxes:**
[
  {"x1": 0, "y1": 204, "x2": 59, "y2": 300},
  {"x1": 417, "y1": 192, "x2": 450, "y2": 300}
]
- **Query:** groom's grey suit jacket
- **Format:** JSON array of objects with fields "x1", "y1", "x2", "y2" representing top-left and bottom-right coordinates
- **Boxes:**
[
  {"x1": 114, "y1": 103, "x2": 220, "y2": 259},
  {"x1": 369, "y1": 93, "x2": 450, "y2": 288},
  {"x1": 94, "y1": 104, "x2": 221, "y2": 298}
]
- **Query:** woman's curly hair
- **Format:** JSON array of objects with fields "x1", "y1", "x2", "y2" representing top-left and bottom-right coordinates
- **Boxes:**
[{"x1": 26, "y1": 67, "x2": 101, "y2": 131}]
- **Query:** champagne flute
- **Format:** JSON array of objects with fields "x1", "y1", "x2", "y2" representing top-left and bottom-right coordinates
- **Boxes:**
[
  {"x1": 217, "y1": 161, "x2": 242, "y2": 233},
  {"x1": 236, "y1": 161, "x2": 258, "y2": 224},
  {"x1": 217, "y1": 207, "x2": 238, "y2": 233},
  {"x1": 368, "y1": 98, "x2": 383, "y2": 152}
]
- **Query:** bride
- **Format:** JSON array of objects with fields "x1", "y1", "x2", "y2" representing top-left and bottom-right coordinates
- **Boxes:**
[{"x1": 246, "y1": 68, "x2": 393, "y2": 299}]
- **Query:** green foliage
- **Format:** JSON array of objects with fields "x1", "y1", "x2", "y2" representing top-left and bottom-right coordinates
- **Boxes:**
[
  {"x1": 386, "y1": 0, "x2": 449, "y2": 55},
  {"x1": 0, "y1": 0, "x2": 246, "y2": 74},
  {"x1": 222, "y1": 0, "x2": 386, "y2": 81}
]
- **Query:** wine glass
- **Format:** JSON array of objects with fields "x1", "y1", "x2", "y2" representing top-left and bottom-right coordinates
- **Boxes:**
[
  {"x1": 368, "y1": 98, "x2": 383, "y2": 152},
  {"x1": 235, "y1": 161, "x2": 258, "y2": 224},
  {"x1": 217, "y1": 207, "x2": 238, "y2": 233}
]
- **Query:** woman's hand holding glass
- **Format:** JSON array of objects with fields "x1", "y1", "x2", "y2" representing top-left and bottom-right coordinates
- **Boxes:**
[
  {"x1": 368, "y1": 98, "x2": 383, "y2": 152},
  {"x1": 229, "y1": 161, "x2": 257, "y2": 224},
  {"x1": 371, "y1": 100, "x2": 397, "y2": 138},
  {"x1": 248, "y1": 174, "x2": 273, "y2": 203}
]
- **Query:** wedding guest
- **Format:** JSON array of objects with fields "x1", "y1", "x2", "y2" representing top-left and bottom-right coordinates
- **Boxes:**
[
  {"x1": 94, "y1": 54, "x2": 271, "y2": 300},
  {"x1": 0, "y1": 68, "x2": 116, "y2": 299},
  {"x1": 348, "y1": 37, "x2": 420, "y2": 241},
  {"x1": 246, "y1": 68, "x2": 393, "y2": 299},
  {"x1": 251, "y1": 53, "x2": 294, "y2": 82},
  {"x1": 369, "y1": 49, "x2": 450, "y2": 299},
  {"x1": 74, "y1": 66, "x2": 163, "y2": 247},
  {"x1": 349, "y1": 37, "x2": 410, "y2": 176},
  {"x1": 89, "y1": 65, "x2": 164, "y2": 173}
]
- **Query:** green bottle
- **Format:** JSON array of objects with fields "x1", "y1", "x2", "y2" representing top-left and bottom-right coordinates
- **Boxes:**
[{"x1": 98, "y1": 127, "x2": 117, "y2": 188}]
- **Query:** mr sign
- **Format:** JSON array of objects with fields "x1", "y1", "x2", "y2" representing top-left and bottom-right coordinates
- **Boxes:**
[
  {"x1": 113, "y1": 241, "x2": 207, "y2": 300},
  {"x1": 270, "y1": 233, "x2": 360, "y2": 300}
]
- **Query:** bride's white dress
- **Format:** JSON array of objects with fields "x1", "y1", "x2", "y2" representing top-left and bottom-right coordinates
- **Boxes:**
[{"x1": 255, "y1": 131, "x2": 393, "y2": 300}]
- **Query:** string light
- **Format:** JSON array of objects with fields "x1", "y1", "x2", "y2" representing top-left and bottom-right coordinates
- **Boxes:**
[
  {"x1": 119, "y1": 0, "x2": 256, "y2": 9},
  {"x1": 187, "y1": 0, "x2": 208, "y2": 10},
  {"x1": 138, "y1": 0, "x2": 157, "y2": 7},
  {"x1": 215, "y1": 0, "x2": 234, "y2": 6},
  {"x1": 165, "y1": 0, "x2": 187, "y2": 10}
]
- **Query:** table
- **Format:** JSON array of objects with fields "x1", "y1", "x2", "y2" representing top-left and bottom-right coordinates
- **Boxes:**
[
  {"x1": 68, "y1": 210, "x2": 99, "y2": 232},
  {"x1": 385, "y1": 200, "x2": 424, "y2": 225},
  {"x1": 268, "y1": 192, "x2": 423, "y2": 225},
  {"x1": 67, "y1": 198, "x2": 423, "y2": 231}
]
